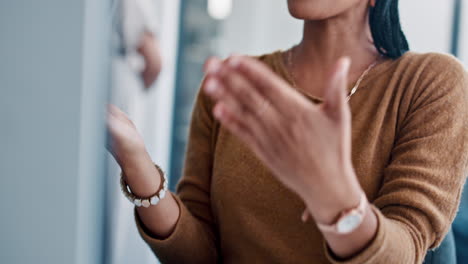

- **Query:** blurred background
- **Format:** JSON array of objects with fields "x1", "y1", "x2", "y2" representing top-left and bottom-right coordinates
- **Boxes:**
[{"x1": 0, "y1": 0, "x2": 467, "y2": 263}]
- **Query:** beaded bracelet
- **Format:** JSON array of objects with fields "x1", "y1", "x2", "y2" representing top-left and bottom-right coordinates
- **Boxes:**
[{"x1": 120, "y1": 163, "x2": 168, "y2": 208}]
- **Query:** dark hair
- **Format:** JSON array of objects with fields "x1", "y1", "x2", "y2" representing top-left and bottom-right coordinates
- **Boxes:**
[{"x1": 369, "y1": 0, "x2": 409, "y2": 59}]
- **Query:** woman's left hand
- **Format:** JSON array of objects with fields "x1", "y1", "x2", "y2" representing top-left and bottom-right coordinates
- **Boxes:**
[{"x1": 202, "y1": 55, "x2": 363, "y2": 225}]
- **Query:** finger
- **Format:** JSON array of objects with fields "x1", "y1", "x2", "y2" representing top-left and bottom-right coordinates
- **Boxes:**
[
  {"x1": 203, "y1": 56, "x2": 223, "y2": 75},
  {"x1": 107, "y1": 104, "x2": 118, "y2": 118},
  {"x1": 322, "y1": 57, "x2": 351, "y2": 121},
  {"x1": 107, "y1": 104, "x2": 136, "y2": 129},
  {"x1": 105, "y1": 114, "x2": 118, "y2": 151},
  {"x1": 106, "y1": 112, "x2": 121, "y2": 136},
  {"x1": 107, "y1": 103, "x2": 125, "y2": 116},
  {"x1": 215, "y1": 62, "x2": 268, "y2": 121},
  {"x1": 107, "y1": 104, "x2": 126, "y2": 121},
  {"x1": 204, "y1": 78, "x2": 264, "y2": 134},
  {"x1": 213, "y1": 102, "x2": 263, "y2": 152},
  {"x1": 227, "y1": 55, "x2": 307, "y2": 114},
  {"x1": 204, "y1": 77, "x2": 244, "y2": 114}
]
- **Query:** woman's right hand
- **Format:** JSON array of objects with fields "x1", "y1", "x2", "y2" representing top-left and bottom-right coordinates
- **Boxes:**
[
  {"x1": 106, "y1": 104, "x2": 160, "y2": 196},
  {"x1": 106, "y1": 104, "x2": 146, "y2": 166},
  {"x1": 106, "y1": 105, "x2": 179, "y2": 238}
]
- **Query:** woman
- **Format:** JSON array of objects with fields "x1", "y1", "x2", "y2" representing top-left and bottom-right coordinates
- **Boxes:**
[{"x1": 107, "y1": 0, "x2": 468, "y2": 263}]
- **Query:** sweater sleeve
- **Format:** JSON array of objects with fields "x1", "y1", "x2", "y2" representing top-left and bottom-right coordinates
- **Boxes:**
[
  {"x1": 135, "y1": 81, "x2": 220, "y2": 264},
  {"x1": 326, "y1": 54, "x2": 468, "y2": 264}
]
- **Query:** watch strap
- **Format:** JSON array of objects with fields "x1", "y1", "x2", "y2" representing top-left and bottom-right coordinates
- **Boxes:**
[{"x1": 316, "y1": 192, "x2": 368, "y2": 234}]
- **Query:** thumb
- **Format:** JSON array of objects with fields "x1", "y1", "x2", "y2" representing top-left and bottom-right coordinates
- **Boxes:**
[{"x1": 323, "y1": 57, "x2": 351, "y2": 120}]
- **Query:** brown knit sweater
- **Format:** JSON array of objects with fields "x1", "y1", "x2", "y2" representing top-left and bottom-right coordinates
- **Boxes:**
[{"x1": 135, "y1": 51, "x2": 468, "y2": 264}]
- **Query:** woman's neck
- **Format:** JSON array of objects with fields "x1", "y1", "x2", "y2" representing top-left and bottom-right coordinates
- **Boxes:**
[{"x1": 289, "y1": 3, "x2": 381, "y2": 97}]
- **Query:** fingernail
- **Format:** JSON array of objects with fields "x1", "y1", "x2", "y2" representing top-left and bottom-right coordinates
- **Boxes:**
[
  {"x1": 205, "y1": 79, "x2": 218, "y2": 93},
  {"x1": 228, "y1": 56, "x2": 241, "y2": 68},
  {"x1": 214, "y1": 105, "x2": 223, "y2": 118},
  {"x1": 206, "y1": 59, "x2": 221, "y2": 74}
]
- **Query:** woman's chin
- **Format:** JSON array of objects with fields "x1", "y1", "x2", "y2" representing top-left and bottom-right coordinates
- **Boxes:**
[
  {"x1": 288, "y1": 10, "x2": 329, "y2": 21},
  {"x1": 287, "y1": 4, "x2": 333, "y2": 21},
  {"x1": 287, "y1": 0, "x2": 362, "y2": 21}
]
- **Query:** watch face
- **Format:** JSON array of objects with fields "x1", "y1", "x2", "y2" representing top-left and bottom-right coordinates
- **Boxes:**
[{"x1": 337, "y1": 212, "x2": 363, "y2": 234}]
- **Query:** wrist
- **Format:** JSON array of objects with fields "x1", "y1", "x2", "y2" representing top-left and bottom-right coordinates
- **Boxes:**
[
  {"x1": 121, "y1": 162, "x2": 168, "y2": 208},
  {"x1": 303, "y1": 173, "x2": 363, "y2": 225},
  {"x1": 322, "y1": 202, "x2": 378, "y2": 259},
  {"x1": 121, "y1": 151, "x2": 161, "y2": 197},
  {"x1": 119, "y1": 146, "x2": 148, "y2": 169},
  {"x1": 308, "y1": 190, "x2": 363, "y2": 226}
]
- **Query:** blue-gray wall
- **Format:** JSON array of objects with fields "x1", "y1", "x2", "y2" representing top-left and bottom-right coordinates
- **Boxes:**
[{"x1": 0, "y1": 1, "x2": 110, "y2": 263}]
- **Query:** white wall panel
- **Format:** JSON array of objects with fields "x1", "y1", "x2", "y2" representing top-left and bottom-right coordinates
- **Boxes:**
[
  {"x1": 0, "y1": 0, "x2": 110, "y2": 263},
  {"x1": 217, "y1": 0, "x2": 302, "y2": 56},
  {"x1": 400, "y1": 0, "x2": 454, "y2": 53}
]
